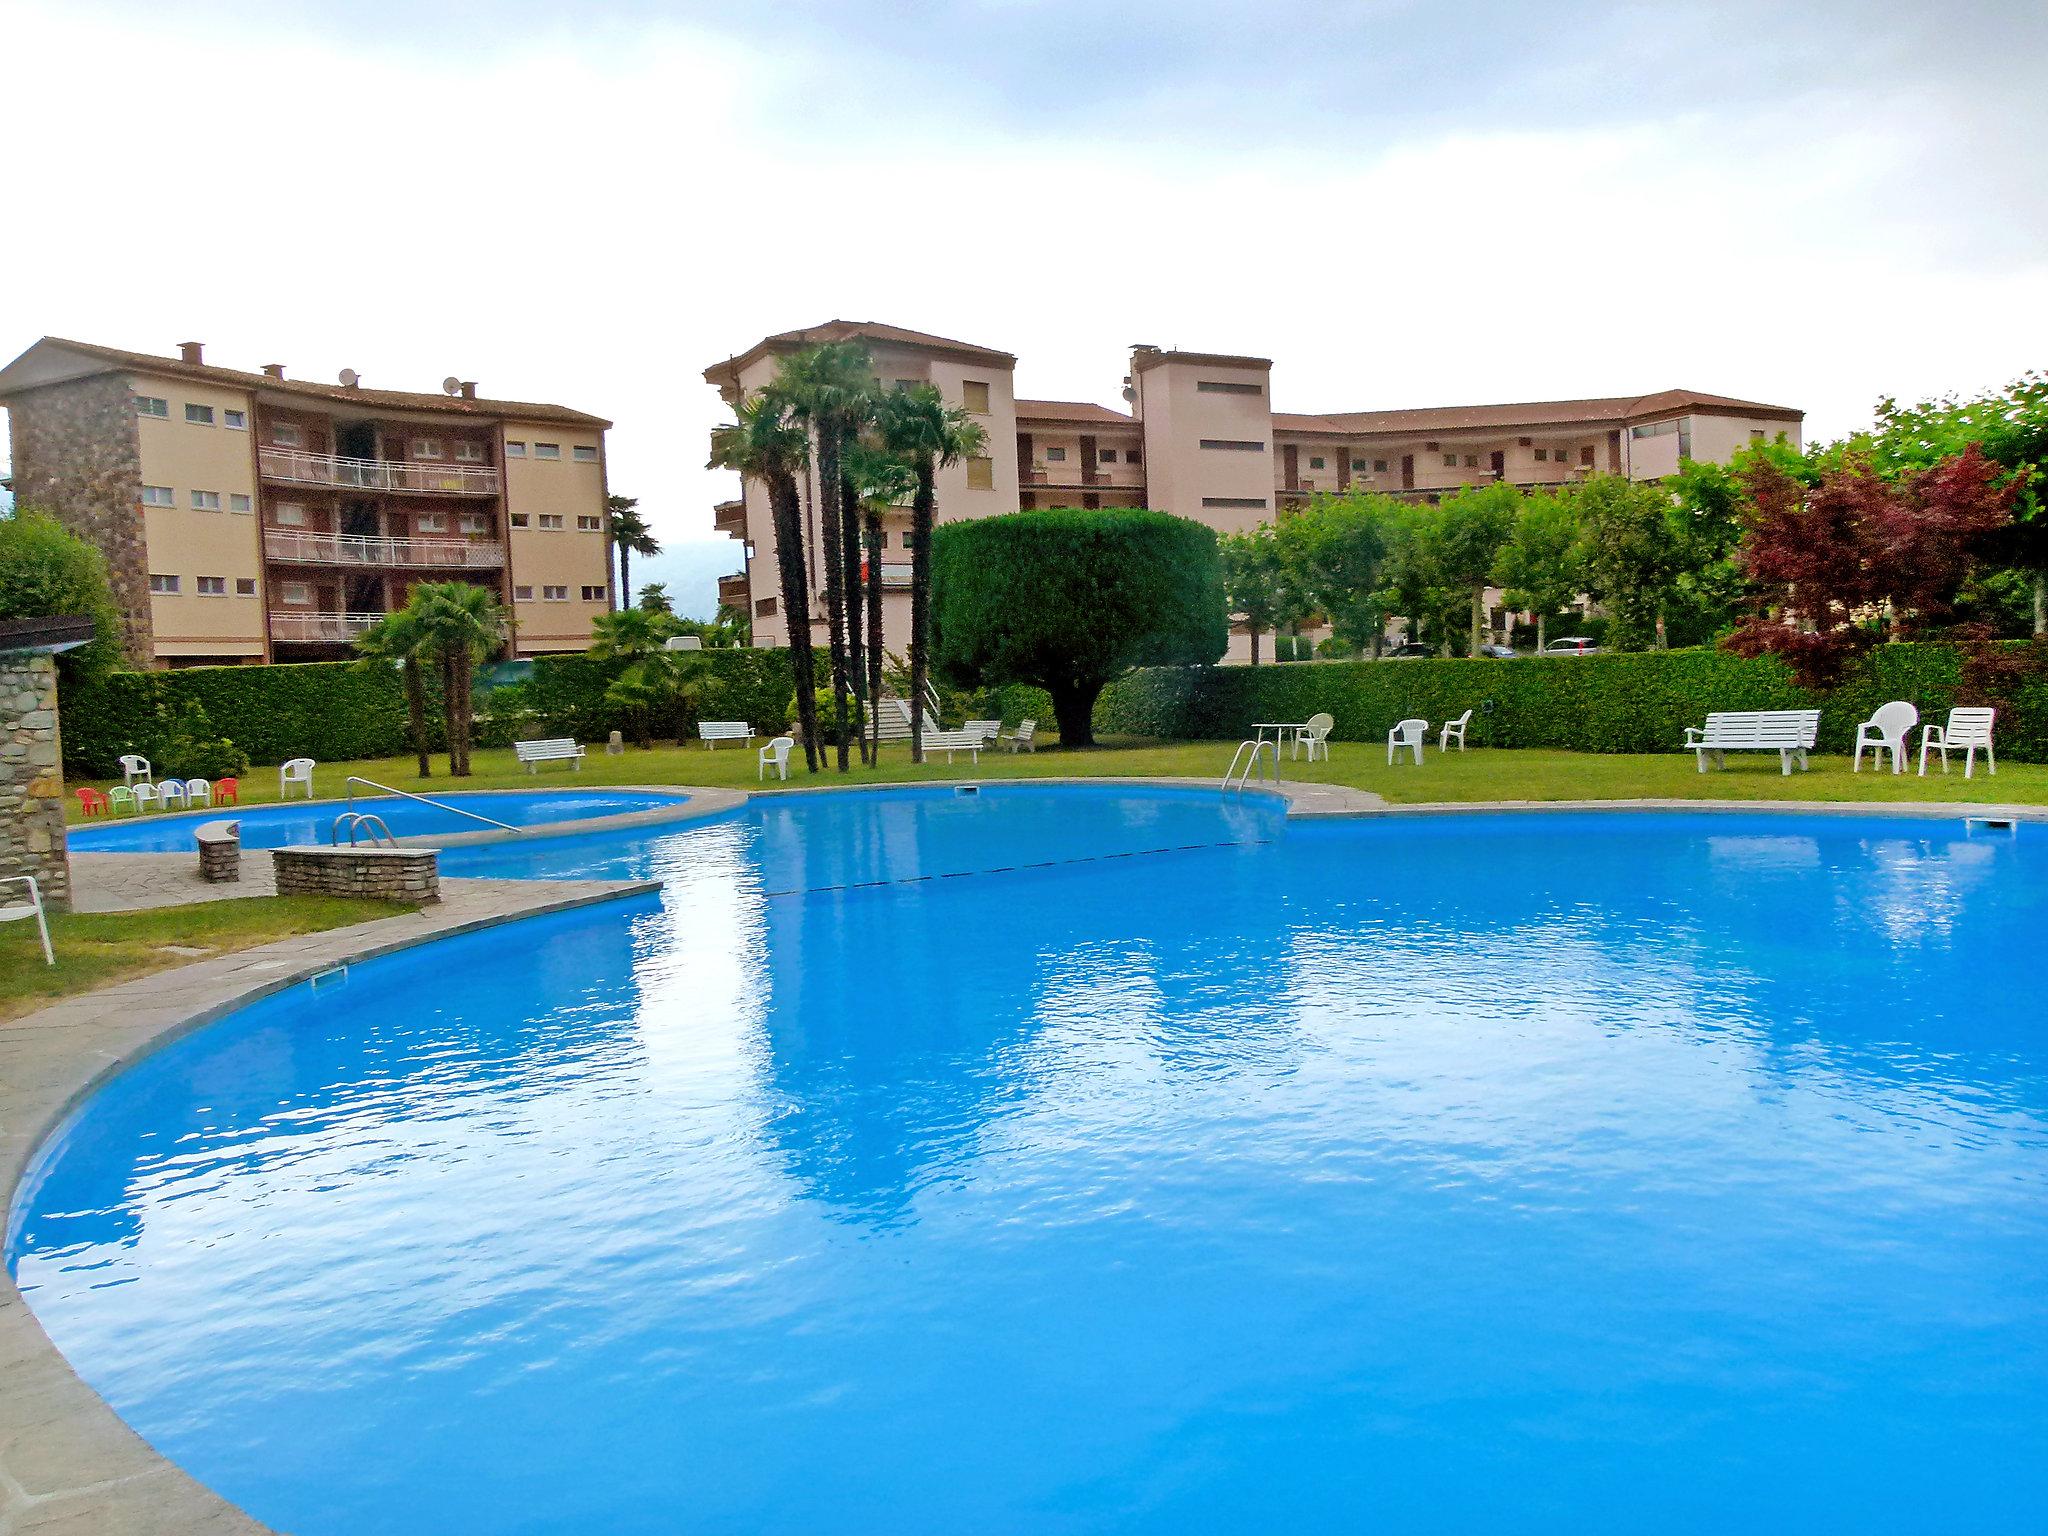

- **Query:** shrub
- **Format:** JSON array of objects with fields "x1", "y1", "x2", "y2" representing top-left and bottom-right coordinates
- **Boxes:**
[
  {"x1": 145, "y1": 699, "x2": 250, "y2": 780},
  {"x1": 0, "y1": 511, "x2": 124, "y2": 683}
]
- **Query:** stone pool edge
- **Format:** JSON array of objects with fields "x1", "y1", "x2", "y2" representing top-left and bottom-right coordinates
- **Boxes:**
[{"x1": 0, "y1": 874, "x2": 661, "y2": 1536}]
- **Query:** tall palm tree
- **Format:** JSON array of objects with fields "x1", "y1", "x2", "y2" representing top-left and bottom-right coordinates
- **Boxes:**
[
  {"x1": 879, "y1": 385, "x2": 986, "y2": 763},
  {"x1": 606, "y1": 495, "x2": 660, "y2": 612},
  {"x1": 410, "y1": 580, "x2": 507, "y2": 776},
  {"x1": 353, "y1": 606, "x2": 435, "y2": 778},
  {"x1": 769, "y1": 342, "x2": 873, "y2": 772},
  {"x1": 709, "y1": 394, "x2": 821, "y2": 771},
  {"x1": 844, "y1": 438, "x2": 915, "y2": 762}
]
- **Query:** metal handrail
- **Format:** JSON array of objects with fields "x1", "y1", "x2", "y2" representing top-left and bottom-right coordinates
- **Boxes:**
[
  {"x1": 329, "y1": 811, "x2": 397, "y2": 846},
  {"x1": 345, "y1": 775, "x2": 517, "y2": 831},
  {"x1": 1222, "y1": 739, "x2": 1277, "y2": 791}
]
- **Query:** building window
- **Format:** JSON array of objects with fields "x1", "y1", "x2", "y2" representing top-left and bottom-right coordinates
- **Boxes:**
[
  {"x1": 459, "y1": 513, "x2": 489, "y2": 534},
  {"x1": 275, "y1": 502, "x2": 307, "y2": 526},
  {"x1": 893, "y1": 378, "x2": 917, "y2": 392},
  {"x1": 235, "y1": 577, "x2": 257, "y2": 596},
  {"x1": 1196, "y1": 380, "x2": 1262, "y2": 396},
  {"x1": 229, "y1": 494, "x2": 252, "y2": 513},
  {"x1": 191, "y1": 490, "x2": 222, "y2": 510},
  {"x1": 577, "y1": 515, "x2": 602, "y2": 531},
  {"x1": 1678, "y1": 423, "x2": 1693, "y2": 459},
  {"x1": 281, "y1": 581, "x2": 311, "y2": 604},
  {"x1": 1464, "y1": 455, "x2": 1479, "y2": 468},
  {"x1": 509, "y1": 512, "x2": 530, "y2": 529},
  {"x1": 1534, "y1": 448, "x2": 1548, "y2": 462},
  {"x1": 755, "y1": 596, "x2": 777, "y2": 618},
  {"x1": 1308, "y1": 456, "x2": 1325, "y2": 470},
  {"x1": 141, "y1": 485, "x2": 175, "y2": 507},
  {"x1": 573, "y1": 445, "x2": 598, "y2": 463},
  {"x1": 581, "y1": 584, "x2": 607, "y2": 602},
  {"x1": 1046, "y1": 446, "x2": 1068, "y2": 462},
  {"x1": 1749, "y1": 428, "x2": 1766, "y2": 441},
  {"x1": 1099, "y1": 448, "x2": 1118, "y2": 464},
  {"x1": 539, "y1": 514, "x2": 564, "y2": 530},
  {"x1": 135, "y1": 395, "x2": 168, "y2": 418},
  {"x1": 961, "y1": 381, "x2": 991, "y2": 414},
  {"x1": 417, "y1": 512, "x2": 448, "y2": 533},
  {"x1": 1201, "y1": 439, "x2": 1265, "y2": 452},
  {"x1": 1351, "y1": 458, "x2": 1368, "y2": 471},
  {"x1": 197, "y1": 575, "x2": 227, "y2": 596},
  {"x1": 1630, "y1": 419, "x2": 1679, "y2": 439},
  {"x1": 506, "y1": 440, "x2": 527, "y2": 457},
  {"x1": 1127, "y1": 448, "x2": 1141, "y2": 465},
  {"x1": 1581, "y1": 445, "x2": 1596, "y2": 465},
  {"x1": 412, "y1": 438, "x2": 442, "y2": 459},
  {"x1": 1374, "y1": 459, "x2": 1388, "y2": 472},
  {"x1": 965, "y1": 456, "x2": 994, "y2": 491},
  {"x1": 1202, "y1": 496, "x2": 1268, "y2": 509},
  {"x1": 514, "y1": 584, "x2": 535, "y2": 601},
  {"x1": 534, "y1": 442, "x2": 562, "y2": 460},
  {"x1": 272, "y1": 423, "x2": 302, "y2": 448},
  {"x1": 149, "y1": 574, "x2": 180, "y2": 594},
  {"x1": 1442, "y1": 454, "x2": 1458, "y2": 467},
  {"x1": 543, "y1": 584, "x2": 568, "y2": 601},
  {"x1": 185, "y1": 403, "x2": 215, "y2": 425},
  {"x1": 224, "y1": 409, "x2": 247, "y2": 430}
]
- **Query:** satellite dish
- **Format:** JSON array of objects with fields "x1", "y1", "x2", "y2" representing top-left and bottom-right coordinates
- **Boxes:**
[
  {"x1": 442, "y1": 376, "x2": 463, "y2": 396},
  {"x1": 338, "y1": 368, "x2": 360, "y2": 388}
]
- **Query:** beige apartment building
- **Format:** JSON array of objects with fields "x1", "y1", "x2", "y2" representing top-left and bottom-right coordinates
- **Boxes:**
[
  {"x1": 0, "y1": 338, "x2": 615, "y2": 667},
  {"x1": 708, "y1": 321, "x2": 1803, "y2": 659}
]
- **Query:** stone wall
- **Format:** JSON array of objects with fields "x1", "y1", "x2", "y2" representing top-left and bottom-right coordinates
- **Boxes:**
[
  {"x1": 0, "y1": 653, "x2": 70, "y2": 909},
  {"x1": 7, "y1": 373, "x2": 152, "y2": 664},
  {"x1": 272, "y1": 846, "x2": 439, "y2": 903}
]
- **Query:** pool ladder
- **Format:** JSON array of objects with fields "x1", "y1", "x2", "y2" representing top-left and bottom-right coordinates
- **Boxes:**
[
  {"x1": 329, "y1": 812, "x2": 396, "y2": 847},
  {"x1": 1221, "y1": 739, "x2": 1278, "y2": 792},
  {"x1": 342, "y1": 775, "x2": 518, "y2": 833}
]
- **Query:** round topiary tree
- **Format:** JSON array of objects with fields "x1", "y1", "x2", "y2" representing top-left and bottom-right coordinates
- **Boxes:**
[
  {"x1": 932, "y1": 507, "x2": 1227, "y2": 746},
  {"x1": 0, "y1": 510, "x2": 122, "y2": 683}
]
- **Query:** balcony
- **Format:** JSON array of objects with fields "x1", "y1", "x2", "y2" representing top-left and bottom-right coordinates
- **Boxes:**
[
  {"x1": 265, "y1": 529, "x2": 506, "y2": 570},
  {"x1": 713, "y1": 499, "x2": 746, "y2": 536},
  {"x1": 717, "y1": 572, "x2": 750, "y2": 607},
  {"x1": 270, "y1": 610, "x2": 386, "y2": 644},
  {"x1": 259, "y1": 446, "x2": 500, "y2": 496}
]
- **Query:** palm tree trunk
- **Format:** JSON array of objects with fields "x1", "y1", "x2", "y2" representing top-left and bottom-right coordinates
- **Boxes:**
[
  {"x1": 403, "y1": 659, "x2": 431, "y2": 778},
  {"x1": 814, "y1": 428, "x2": 851, "y2": 772},
  {"x1": 452, "y1": 640, "x2": 473, "y2": 776},
  {"x1": 864, "y1": 506, "x2": 885, "y2": 764},
  {"x1": 768, "y1": 470, "x2": 821, "y2": 771},
  {"x1": 908, "y1": 458, "x2": 937, "y2": 766},
  {"x1": 841, "y1": 474, "x2": 869, "y2": 766},
  {"x1": 619, "y1": 545, "x2": 632, "y2": 613},
  {"x1": 439, "y1": 647, "x2": 461, "y2": 775}
]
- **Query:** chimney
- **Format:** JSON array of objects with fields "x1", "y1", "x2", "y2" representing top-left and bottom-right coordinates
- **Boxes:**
[
  {"x1": 178, "y1": 341, "x2": 204, "y2": 365},
  {"x1": 459, "y1": 381, "x2": 477, "y2": 400},
  {"x1": 262, "y1": 363, "x2": 286, "y2": 380}
]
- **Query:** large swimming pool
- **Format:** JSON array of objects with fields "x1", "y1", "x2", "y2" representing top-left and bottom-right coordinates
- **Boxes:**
[
  {"x1": 69, "y1": 788, "x2": 686, "y2": 852},
  {"x1": 9, "y1": 789, "x2": 2046, "y2": 1532}
]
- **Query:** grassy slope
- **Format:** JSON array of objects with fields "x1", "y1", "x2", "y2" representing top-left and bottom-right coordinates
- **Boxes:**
[{"x1": 1, "y1": 895, "x2": 411, "y2": 1023}]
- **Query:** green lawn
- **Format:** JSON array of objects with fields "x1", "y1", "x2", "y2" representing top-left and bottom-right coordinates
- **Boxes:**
[
  {"x1": 2, "y1": 895, "x2": 413, "y2": 1023},
  {"x1": 69, "y1": 737, "x2": 2048, "y2": 817}
]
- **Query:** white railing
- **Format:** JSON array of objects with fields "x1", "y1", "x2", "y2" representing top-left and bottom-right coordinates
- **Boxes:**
[
  {"x1": 270, "y1": 610, "x2": 387, "y2": 644},
  {"x1": 264, "y1": 529, "x2": 505, "y2": 569},
  {"x1": 259, "y1": 446, "x2": 500, "y2": 496}
]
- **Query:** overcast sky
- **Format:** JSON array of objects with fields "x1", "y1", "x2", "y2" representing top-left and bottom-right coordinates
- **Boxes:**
[{"x1": 3, "y1": 0, "x2": 2045, "y2": 614}]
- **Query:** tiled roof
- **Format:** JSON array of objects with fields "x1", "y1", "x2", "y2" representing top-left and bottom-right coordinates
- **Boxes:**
[
  {"x1": 1273, "y1": 389, "x2": 1801, "y2": 437},
  {"x1": 0, "y1": 338, "x2": 611, "y2": 427},
  {"x1": 704, "y1": 319, "x2": 1015, "y2": 384},
  {"x1": 1015, "y1": 398, "x2": 1138, "y2": 427}
]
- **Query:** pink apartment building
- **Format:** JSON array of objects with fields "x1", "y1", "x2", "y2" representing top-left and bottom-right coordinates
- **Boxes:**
[{"x1": 707, "y1": 321, "x2": 1802, "y2": 660}]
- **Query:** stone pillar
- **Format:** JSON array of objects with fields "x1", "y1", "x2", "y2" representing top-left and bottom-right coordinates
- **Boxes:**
[{"x1": 0, "y1": 652, "x2": 70, "y2": 909}]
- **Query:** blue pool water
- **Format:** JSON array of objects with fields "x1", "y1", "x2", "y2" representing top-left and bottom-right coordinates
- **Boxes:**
[
  {"x1": 9, "y1": 791, "x2": 2047, "y2": 1533},
  {"x1": 68, "y1": 788, "x2": 684, "y2": 852}
]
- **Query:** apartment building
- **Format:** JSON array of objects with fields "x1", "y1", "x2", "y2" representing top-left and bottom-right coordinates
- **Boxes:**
[
  {"x1": 0, "y1": 338, "x2": 615, "y2": 667},
  {"x1": 709, "y1": 321, "x2": 1803, "y2": 658}
]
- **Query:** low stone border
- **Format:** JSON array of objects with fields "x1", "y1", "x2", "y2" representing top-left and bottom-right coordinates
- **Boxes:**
[{"x1": 0, "y1": 875, "x2": 658, "y2": 1535}]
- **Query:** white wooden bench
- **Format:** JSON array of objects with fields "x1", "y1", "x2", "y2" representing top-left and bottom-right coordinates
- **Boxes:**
[
  {"x1": 922, "y1": 729, "x2": 984, "y2": 764},
  {"x1": 699, "y1": 721, "x2": 754, "y2": 749},
  {"x1": 514, "y1": 736, "x2": 585, "y2": 773},
  {"x1": 1684, "y1": 709, "x2": 1821, "y2": 775}
]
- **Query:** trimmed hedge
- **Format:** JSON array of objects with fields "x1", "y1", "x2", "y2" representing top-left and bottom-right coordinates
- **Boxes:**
[{"x1": 1096, "y1": 642, "x2": 2048, "y2": 761}]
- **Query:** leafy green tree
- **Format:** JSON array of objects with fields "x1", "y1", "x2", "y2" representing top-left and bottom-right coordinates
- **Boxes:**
[
  {"x1": 353, "y1": 606, "x2": 437, "y2": 778},
  {"x1": 1218, "y1": 524, "x2": 1291, "y2": 664},
  {"x1": 1275, "y1": 494, "x2": 1394, "y2": 654},
  {"x1": 407, "y1": 581, "x2": 506, "y2": 775},
  {"x1": 878, "y1": 384, "x2": 987, "y2": 762},
  {"x1": 1374, "y1": 499, "x2": 1464, "y2": 653},
  {"x1": 1575, "y1": 475, "x2": 1684, "y2": 651},
  {"x1": 0, "y1": 509, "x2": 123, "y2": 682},
  {"x1": 1429, "y1": 482, "x2": 1520, "y2": 655},
  {"x1": 710, "y1": 393, "x2": 821, "y2": 770},
  {"x1": 592, "y1": 605, "x2": 702, "y2": 746},
  {"x1": 636, "y1": 582, "x2": 676, "y2": 617},
  {"x1": 932, "y1": 508, "x2": 1225, "y2": 747},
  {"x1": 1492, "y1": 492, "x2": 1584, "y2": 651},
  {"x1": 605, "y1": 496, "x2": 660, "y2": 613}
]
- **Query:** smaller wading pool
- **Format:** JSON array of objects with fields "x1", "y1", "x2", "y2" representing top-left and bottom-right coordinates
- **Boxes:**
[{"x1": 68, "y1": 789, "x2": 687, "y2": 853}]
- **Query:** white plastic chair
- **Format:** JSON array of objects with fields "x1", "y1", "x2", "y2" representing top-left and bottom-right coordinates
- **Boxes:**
[
  {"x1": 1, "y1": 875, "x2": 54, "y2": 966},
  {"x1": 185, "y1": 777, "x2": 212, "y2": 806},
  {"x1": 1919, "y1": 707, "x2": 1996, "y2": 779},
  {"x1": 132, "y1": 782, "x2": 160, "y2": 813},
  {"x1": 1387, "y1": 718, "x2": 1427, "y2": 765},
  {"x1": 1295, "y1": 712, "x2": 1334, "y2": 762},
  {"x1": 107, "y1": 785, "x2": 137, "y2": 815},
  {"x1": 1853, "y1": 701, "x2": 1917, "y2": 774},
  {"x1": 758, "y1": 735, "x2": 794, "y2": 781},
  {"x1": 118, "y1": 753, "x2": 151, "y2": 787},
  {"x1": 1440, "y1": 709, "x2": 1473, "y2": 751},
  {"x1": 280, "y1": 757, "x2": 316, "y2": 799},
  {"x1": 157, "y1": 780, "x2": 188, "y2": 811}
]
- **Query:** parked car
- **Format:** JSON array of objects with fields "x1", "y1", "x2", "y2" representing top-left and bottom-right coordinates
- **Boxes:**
[
  {"x1": 1479, "y1": 644, "x2": 1518, "y2": 659},
  {"x1": 1542, "y1": 636, "x2": 1601, "y2": 655},
  {"x1": 1382, "y1": 642, "x2": 1435, "y2": 658}
]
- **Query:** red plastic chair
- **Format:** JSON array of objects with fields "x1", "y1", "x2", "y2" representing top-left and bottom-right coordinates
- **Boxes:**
[
  {"x1": 214, "y1": 777, "x2": 240, "y2": 805},
  {"x1": 75, "y1": 787, "x2": 108, "y2": 817}
]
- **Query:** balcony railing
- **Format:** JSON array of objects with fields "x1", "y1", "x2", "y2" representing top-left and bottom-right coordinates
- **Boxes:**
[
  {"x1": 259, "y1": 446, "x2": 500, "y2": 496},
  {"x1": 265, "y1": 529, "x2": 506, "y2": 570},
  {"x1": 713, "y1": 499, "x2": 746, "y2": 535},
  {"x1": 270, "y1": 610, "x2": 387, "y2": 644}
]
